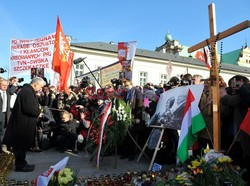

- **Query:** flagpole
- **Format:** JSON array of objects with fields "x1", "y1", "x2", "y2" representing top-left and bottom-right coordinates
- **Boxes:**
[{"x1": 226, "y1": 129, "x2": 241, "y2": 155}]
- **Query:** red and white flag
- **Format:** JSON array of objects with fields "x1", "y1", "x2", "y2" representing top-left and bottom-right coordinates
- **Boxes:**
[
  {"x1": 194, "y1": 47, "x2": 211, "y2": 69},
  {"x1": 118, "y1": 41, "x2": 137, "y2": 68},
  {"x1": 240, "y1": 108, "x2": 250, "y2": 136},
  {"x1": 51, "y1": 17, "x2": 74, "y2": 94},
  {"x1": 35, "y1": 156, "x2": 69, "y2": 186},
  {"x1": 96, "y1": 101, "x2": 112, "y2": 168}
]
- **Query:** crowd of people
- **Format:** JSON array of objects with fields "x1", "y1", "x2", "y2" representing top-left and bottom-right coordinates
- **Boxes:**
[{"x1": 0, "y1": 74, "x2": 249, "y2": 182}]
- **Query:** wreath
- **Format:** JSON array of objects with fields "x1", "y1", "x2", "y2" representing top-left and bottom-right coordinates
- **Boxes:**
[{"x1": 86, "y1": 98, "x2": 133, "y2": 161}]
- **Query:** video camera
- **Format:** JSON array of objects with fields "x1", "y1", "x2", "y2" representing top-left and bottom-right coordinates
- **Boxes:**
[
  {"x1": 180, "y1": 79, "x2": 192, "y2": 86},
  {"x1": 180, "y1": 74, "x2": 193, "y2": 86},
  {"x1": 164, "y1": 76, "x2": 180, "y2": 90},
  {"x1": 18, "y1": 78, "x2": 24, "y2": 83},
  {"x1": 80, "y1": 76, "x2": 90, "y2": 89},
  {"x1": 111, "y1": 78, "x2": 122, "y2": 88},
  {"x1": 0, "y1": 68, "x2": 7, "y2": 74}
]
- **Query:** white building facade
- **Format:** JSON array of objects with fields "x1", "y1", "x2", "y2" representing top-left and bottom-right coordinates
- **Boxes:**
[{"x1": 70, "y1": 42, "x2": 250, "y2": 87}]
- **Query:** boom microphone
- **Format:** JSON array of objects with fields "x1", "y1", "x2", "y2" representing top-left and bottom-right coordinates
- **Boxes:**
[
  {"x1": 73, "y1": 57, "x2": 87, "y2": 65},
  {"x1": 0, "y1": 68, "x2": 7, "y2": 73}
]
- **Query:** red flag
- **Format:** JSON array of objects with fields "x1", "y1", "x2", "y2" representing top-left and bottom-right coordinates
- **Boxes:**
[
  {"x1": 240, "y1": 108, "x2": 250, "y2": 135},
  {"x1": 194, "y1": 47, "x2": 211, "y2": 69},
  {"x1": 52, "y1": 17, "x2": 73, "y2": 94}
]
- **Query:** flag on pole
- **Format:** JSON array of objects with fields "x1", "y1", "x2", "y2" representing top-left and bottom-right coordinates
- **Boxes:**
[
  {"x1": 96, "y1": 101, "x2": 112, "y2": 168},
  {"x1": 35, "y1": 156, "x2": 69, "y2": 186},
  {"x1": 52, "y1": 17, "x2": 73, "y2": 94},
  {"x1": 240, "y1": 108, "x2": 250, "y2": 135},
  {"x1": 177, "y1": 89, "x2": 206, "y2": 163},
  {"x1": 194, "y1": 47, "x2": 211, "y2": 69},
  {"x1": 118, "y1": 41, "x2": 137, "y2": 68}
]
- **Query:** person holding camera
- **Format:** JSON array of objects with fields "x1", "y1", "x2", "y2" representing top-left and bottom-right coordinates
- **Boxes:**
[
  {"x1": 7, "y1": 76, "x2": 19, "y2": 95},
  {"x1": 56, "y1": 111, "x2": 79, "y2": 154}
]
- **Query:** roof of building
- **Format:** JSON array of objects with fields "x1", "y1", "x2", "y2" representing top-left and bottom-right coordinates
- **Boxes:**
[
  {"x1": 71, "y1": 42, "x2": 250, "y2": 74},
  {"x1": 221, "y1": 48, "x2": 242, "y2": 65}
]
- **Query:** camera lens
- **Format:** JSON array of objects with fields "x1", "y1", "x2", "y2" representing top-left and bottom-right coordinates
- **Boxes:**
[{"x1": 18, "y1": 78, "x2": 24, "y2": 83}]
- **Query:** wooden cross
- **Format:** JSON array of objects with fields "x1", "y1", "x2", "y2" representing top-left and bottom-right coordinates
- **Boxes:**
[{"x1": 188, "y1": 3, "x2": 250, "y2": 151}]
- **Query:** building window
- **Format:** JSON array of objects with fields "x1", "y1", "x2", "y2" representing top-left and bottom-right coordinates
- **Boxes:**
[
  {"x1": 160, "y1": 74, "x2": 168, "y2": 84},
  {"x1": 75, "y1": 64, "x2": 84, "y2": 77},
  {"x1": 139, "y1": 71, "x2": 148, "y2": 86}
]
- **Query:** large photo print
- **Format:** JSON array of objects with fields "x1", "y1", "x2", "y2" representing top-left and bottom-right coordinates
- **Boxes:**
[{"x1": 150, "y1": 84, "x2": 204, "y2": 130}]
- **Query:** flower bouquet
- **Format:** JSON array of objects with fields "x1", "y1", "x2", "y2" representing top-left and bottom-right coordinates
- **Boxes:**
[
  {"x1": 167, "y1": 146, "x2": 246, "y2": 185},
  {"x1": 48, "y1": 168, "x2": 77, "y2": 186}
]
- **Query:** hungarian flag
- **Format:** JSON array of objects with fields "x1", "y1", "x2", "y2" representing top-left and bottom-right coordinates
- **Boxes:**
[
  {"x1": 177, "y1": 89, "x2": 206, "y2": 163},
  {"x1": 96, "y1": 101, "x2": 112, "y2": 168},
  {"x1": 52, "y1": 17, "x2": 73, "y2": 94},
  {"x1": 240, "y1": 108, "x2": 250, "y2": 135},
  {"x1": 194, "y1": 47, "x2": 211, "y2": 69}
]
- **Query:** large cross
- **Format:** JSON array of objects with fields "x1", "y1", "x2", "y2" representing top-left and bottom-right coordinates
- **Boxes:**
[{"x1": 188, "y1": 3, "x2": 250, "y2": 151}]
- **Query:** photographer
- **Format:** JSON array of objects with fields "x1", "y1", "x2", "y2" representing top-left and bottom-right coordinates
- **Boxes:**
[
  {"x1": 38, "y1": 85, "x2": 54, "y2": 107},
  {"x1": 78, "y1": 107, "x2": 92, "y2": 150},
  {"x1": 80, "y1": 76, "x2": 91, "y2": 90},
  {"x1": 71, "y1": 96, "x2": 89, "y2": 120},
  {"x1": 56, "y1": 111, "x2": 79, "y2": 154},
  {"x1": 111, "y1": 78, "x2": 123, "y2": 90},
  {"x1": 7, "y1": 76, "x2": 22, "y2": 95}
]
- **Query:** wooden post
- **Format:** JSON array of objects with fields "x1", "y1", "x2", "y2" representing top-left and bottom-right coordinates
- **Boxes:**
[
  {"x1": 208, "y1": 3, "x2": 221, "y2": 151},
  {"x1": 188, "y1": 3, "x2": 249, "y2": 151}
]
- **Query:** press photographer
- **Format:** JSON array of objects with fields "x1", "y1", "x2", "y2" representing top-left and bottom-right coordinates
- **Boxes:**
[
  {"x1": 7, "y1": 76, "x2": 23, "y2": 95},
  {"x1": 111, "y1": 78, "x2": 122, "y2": 89},
  {"x1": 80, "y1": 76, "x2": 90, "y2": 89}
]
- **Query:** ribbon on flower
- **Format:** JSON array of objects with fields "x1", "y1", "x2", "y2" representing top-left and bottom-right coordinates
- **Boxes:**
[
  {"x1": 35, "y1": 156, "x2": 69, "y2": 186},
  {"x1": 96, "y1": 101, "x2": 112, "y2": 169}
]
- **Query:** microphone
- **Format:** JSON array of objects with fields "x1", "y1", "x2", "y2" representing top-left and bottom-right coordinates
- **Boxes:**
[{"x1": 73, "y1": 57, "x2": 87, "y2": 65}]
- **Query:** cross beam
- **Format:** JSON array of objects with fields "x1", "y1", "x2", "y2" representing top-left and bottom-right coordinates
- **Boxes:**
[
  {"x1": 188, "y1": 3, "x2": 249, "y2": 151},
  {"x1": 188, "y1": 20, "x2": 250, "y2": 53}
]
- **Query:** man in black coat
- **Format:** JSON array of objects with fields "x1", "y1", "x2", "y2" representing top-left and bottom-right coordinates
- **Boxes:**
[
  {"x1": 120, "y1": 80, "x2": 143, "y2": 161},
  {"x1": 3, "y1": 77, "x2": 45, "y2": 172},
  {"x1": 221, "y1": 75, "x2": 250, "y2": 183},
  {"x1": 0, "y1": 79, "x2": 12, "y2": 154}
]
